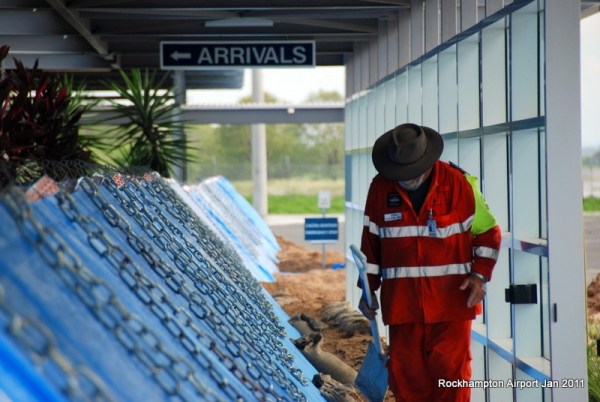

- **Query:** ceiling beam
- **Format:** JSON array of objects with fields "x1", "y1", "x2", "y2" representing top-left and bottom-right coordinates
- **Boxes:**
[
  {"x1": 45, "y1": 0, "x2": 119, "y2": 68},
  {"x1": 4, "y1": 54, "x2": 112, "y2": 71},
  {"x1": 0, "y1": 35, "x2": 91, "y2": 54},
  {"x1": 83, "y1": 103, "x2": 345, "y2": 125}
]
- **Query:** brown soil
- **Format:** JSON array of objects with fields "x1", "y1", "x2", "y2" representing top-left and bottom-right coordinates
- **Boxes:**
[
  {"x1": 588, "y1": 274, "x2": 600, "y2": 318},
  {"x1": 262, "y1": 235, "x2": 394, "y2": 401}
]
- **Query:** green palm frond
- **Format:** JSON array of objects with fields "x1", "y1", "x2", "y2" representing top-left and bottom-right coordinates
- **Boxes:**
[{"x1": 95, "y1": 68, "x2": 194, "y2": 177}]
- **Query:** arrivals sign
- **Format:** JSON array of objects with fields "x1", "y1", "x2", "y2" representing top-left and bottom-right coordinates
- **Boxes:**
[{"x1": 160, "y1": 41, "x2": 316, "y2": 69}]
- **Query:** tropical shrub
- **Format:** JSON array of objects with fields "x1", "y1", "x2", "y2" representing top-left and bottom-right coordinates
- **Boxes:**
[{"x1": 0, "y1": 45, "x2": 93, "y2": 186}]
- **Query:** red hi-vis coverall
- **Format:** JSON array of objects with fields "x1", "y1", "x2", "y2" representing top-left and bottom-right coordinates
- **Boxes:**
[{"x1": 360, "y1": 160, "x2": 502, "y2": 402}]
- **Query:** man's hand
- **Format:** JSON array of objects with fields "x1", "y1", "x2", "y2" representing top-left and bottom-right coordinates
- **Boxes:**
[
  {"x1": 358, "y1": 292, "x2": 379, "y2": 320},
  {"x1": 460, "y1": 275, "x2": 486, "y2": 308}
]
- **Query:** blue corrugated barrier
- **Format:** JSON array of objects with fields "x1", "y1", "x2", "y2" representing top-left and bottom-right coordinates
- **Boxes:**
[
  {"x1": 179, "y1": 177, "x2": 280, "y2": 283},
  {"x1": 0, "y1": 169, "x2": 324, "y2": 402}
]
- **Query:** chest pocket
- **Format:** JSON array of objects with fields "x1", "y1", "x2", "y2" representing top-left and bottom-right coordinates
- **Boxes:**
[{"x1": 431, "y1": 185, "x2": 453, "y2": 217}]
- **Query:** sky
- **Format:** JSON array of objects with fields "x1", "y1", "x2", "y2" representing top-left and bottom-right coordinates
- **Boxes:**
[
  {"x1": 188, "y1": 66, "x2": 346, "y2": 104},
  {"x1": 191, "y1": 15, "x2": 600, "y2": 149}
]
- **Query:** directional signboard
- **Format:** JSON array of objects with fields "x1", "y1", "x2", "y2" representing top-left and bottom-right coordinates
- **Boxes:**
[
  {"x1": 304, "y1": 217, "x2": 339, "y2": 242},
  {"x1": 160, "y1": 41, "x2": 316, "y2": 69}
]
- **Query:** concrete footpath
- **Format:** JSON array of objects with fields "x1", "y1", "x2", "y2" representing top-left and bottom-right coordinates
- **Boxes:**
[
  {"x1": 267, "y1": 213, "x2": 600, "y2": 286},
  {"x1": 585, "y1": 214, "x2": 600, "y2": 285}
]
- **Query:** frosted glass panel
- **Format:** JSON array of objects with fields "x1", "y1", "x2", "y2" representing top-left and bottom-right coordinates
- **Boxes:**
[
  {"x1": 358, "y1": 96, "x2": 368, "y2": 149},
  {"x1": 374, "y1": 84, "x2": 385, "y2": 139},
  {"x1": 438, "y1": 46, "x2": 458, "y2": 133},
  {"x1": 384, "y1": 78, "x2": 396, "y2": 131},
  {"x1": 511, "y1": 2, "x2": 539, "y2": 120},
  {"x1": 513, "y1": 251, "x2": 542, "y2": 358},
  {"x1": 395, "y1": 72, "x2": 408, "y2": 124},
  {"x1": 512, "y1": 129, "x2": 540, "y2": 238},
  {"x1": 483, "y1": 133, "x2": 509, "y2": 230},
  {"x1": 422, "y1": 56, "x2": 438, "y2": 129},
  {"x1": 440, "y1": 134, "x2": 458, "y2": 163},
  {"x1": 367, "y1": 90, "x2": 377, "y2": 147},
  {"x1": 408, "y1": 65, "x2": 423, "y2": 124},
  {"x1": 457, "y1": 136, "x2": 481, "y2": 178},
  {"x1": 457, "y1": 34, "x2": 480, "y2": 130},
  {"x1": 482, "y1": 19, "x2": 507, "y2": 126}
]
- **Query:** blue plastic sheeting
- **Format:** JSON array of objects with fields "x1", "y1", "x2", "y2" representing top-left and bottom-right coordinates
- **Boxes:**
[
  {"x1": 177, "y1": 176, "x2": 280, "y2": 283},
  {"x1": 0, "y1": 173, "x2": 324, "y2": 402}
]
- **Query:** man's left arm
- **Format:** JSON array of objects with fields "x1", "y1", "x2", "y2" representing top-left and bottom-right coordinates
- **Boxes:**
[{"x1": 465, "y1": 175, "x2": 502, "y2": 281}]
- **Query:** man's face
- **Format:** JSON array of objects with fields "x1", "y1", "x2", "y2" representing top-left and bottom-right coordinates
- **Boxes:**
[{"x1": 398, "y1": 167, "x2": 433, "y2": 191}]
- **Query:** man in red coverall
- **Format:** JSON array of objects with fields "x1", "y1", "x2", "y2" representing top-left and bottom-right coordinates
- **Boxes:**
[{"x1": 358, "y1": 123, "x2": 502, "y2": 402}]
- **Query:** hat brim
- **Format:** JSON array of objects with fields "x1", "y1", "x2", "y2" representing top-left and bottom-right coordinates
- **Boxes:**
[{"x1": 372, "y1": 125, "x2": 444, "y2": 181}]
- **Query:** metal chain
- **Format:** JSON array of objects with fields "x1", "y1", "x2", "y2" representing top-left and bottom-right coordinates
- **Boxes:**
[
  {"x1": 145, "y1": 177, "x2": 284, "y2": 329},
  {"x1": 79, "y1": 175, "x2": 307, "y2": 401},
  {"x1": 0, "y1": 196, "x2": 117, "y2": 402},
  {"x1": 0, "y1": 187, "x2": 229, "y2": 402},
  {"x1": 56, "y1": 184, "x2": 265, "y2": 401}
]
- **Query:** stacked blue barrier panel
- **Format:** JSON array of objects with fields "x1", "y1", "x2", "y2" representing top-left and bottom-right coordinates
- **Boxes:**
[
  {"x1": 0, "y1": 172, "x2": 324, "y2": 402},
  {"x1": 209, "y1": 176, "x2": 280, "y2": 260},
  {"x1": 181, "y1": 177, "x2": 280, "y2": 283},
  {"x1": 170, "y1": 180, "x2": 277, "y2": 283}
]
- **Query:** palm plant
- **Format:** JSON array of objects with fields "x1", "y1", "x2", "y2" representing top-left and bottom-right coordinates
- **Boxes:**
[{"x1": 96, "y1": 69, "x2": 192, "y2": 178}]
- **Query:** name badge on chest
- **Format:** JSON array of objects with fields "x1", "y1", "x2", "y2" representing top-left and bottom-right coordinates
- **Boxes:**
[
  {"x1": 427, "y1": 209, "x2": 437, "y2": 237},
  {"x1": 384, "y1": 212, "x2": 403, "y2": 222}
]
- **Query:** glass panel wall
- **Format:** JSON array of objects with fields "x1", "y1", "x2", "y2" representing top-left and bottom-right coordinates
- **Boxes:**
[{"x1": 342, "y1": 1, "x2": 579, "y2": 399}]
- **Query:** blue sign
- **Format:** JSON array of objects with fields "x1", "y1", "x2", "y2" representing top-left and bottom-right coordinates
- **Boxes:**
[
  {"x1": 304, "y1": 217, "x2": 339, "y2": 242},
  {"x1": 160, "y1": 41, "x2": 315, "y2": 69}
]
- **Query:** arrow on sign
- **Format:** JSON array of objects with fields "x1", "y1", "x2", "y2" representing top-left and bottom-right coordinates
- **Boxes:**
[{"x1": 170, "y1": 51, "x2": 192, "y2": 61}]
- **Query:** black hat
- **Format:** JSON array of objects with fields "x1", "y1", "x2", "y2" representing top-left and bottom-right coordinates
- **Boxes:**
[{"x1": 372, "y1": 123, "x2": 444, "y2": 181}]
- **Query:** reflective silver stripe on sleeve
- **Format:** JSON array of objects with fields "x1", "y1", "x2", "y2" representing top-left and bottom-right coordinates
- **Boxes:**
[
  {"x1": 364, "y1": 215, "x2": 380, "y2": 236},
  {"x1": 474, "y1": 246, "x2": 499, "y2": 260},
  {"x1": 366, "y1": 262, "x2": 380, "y2": 275},
  {"x1": 381, "y1": 263, "x2": 472, "y2": 279},
  {"x1": 379, "y1": 214, "x2": 474, "y2": 239}
]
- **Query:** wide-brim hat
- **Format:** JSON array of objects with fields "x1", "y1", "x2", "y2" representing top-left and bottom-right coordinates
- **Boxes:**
[{"x1": 372, "y1": 123, "x2": 444, "y2": 181}]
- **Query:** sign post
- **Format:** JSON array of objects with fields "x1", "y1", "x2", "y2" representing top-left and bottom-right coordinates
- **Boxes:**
[{"x1": 304, "y1": 191, "x2": 338, "y2": 269}]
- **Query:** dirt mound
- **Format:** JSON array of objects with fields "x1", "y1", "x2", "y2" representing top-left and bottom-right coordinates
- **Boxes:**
[
  {"x1": 262, "y1": 235, "x2": 393, "y2": 401},
  {"x1": 275, "y1": 235, "x2": 345, "y2": 273},
  {"x1": 589, "y1": 275, "x2": 600, "y2": 317}
]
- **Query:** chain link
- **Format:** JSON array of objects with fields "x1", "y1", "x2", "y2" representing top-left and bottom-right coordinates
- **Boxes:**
[
  {"x1": 0, "y1": 247, "x2": 114, "y2": 401},
  {"x1": 1, "y1": 171, "x2": 313, "y2": 402},
  {"x1": 76, "y1": 175, "x2": 308, "y2": 400},
  {"x1": 1, "y1": 187, "x2": 230, "y2": 402}
]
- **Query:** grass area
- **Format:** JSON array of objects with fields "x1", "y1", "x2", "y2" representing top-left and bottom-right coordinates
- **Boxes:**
[
  {"x1": 270, "y1": 194, "x2": 343, "y2": 214},
  {"x1": 231, "y1": 178, "x2": 344, "y2": 197},
  {"x1": 243, "y1": 193, "x2": 344, "y2": 214},
  {"x1": 585, "y1": 197, "x2": 600, "y2": 212},
  {"x1": 233, "y1": 178, "x2": 345, "y2": 214}
]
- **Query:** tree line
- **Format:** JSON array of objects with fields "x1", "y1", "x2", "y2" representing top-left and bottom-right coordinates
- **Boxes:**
[{"x1": 185, "y1": 90, "x2": 344, "y2": 183}]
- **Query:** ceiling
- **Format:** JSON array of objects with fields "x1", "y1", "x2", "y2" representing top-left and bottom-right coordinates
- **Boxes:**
[{"x1": 1, "y1": 1, "x2": 599, "y2": 90}]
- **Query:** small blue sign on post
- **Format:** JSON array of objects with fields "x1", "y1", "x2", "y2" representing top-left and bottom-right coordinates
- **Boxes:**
[{"x1": 304, "y1": 217, "x2": 339, "y2": 242}]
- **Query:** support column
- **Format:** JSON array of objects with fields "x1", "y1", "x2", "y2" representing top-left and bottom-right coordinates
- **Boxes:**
[
  {"x1": 251, "y1": 69, "x2": 268, "y2": 217},
  {"x1": 545, "y1": 0, "x2": 588, "y2": 399},
  {"x1": 173, "y1": 70, "x2": 187, "y2": 182}
]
